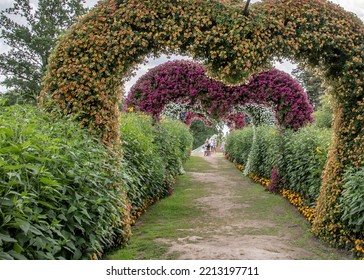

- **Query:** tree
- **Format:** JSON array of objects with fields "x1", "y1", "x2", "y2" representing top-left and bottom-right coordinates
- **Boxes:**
[
  {"x1": 190, "y1": 120, "x2": 218, "y2": 150},
  {"x1": 0, "y1": 0, "x2": 87, "y2": 104},
  {"x1": 292, "y1": 65, "x2": 326, "y2": 109}
]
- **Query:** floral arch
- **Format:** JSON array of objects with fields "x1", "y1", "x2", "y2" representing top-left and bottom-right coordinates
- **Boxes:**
[
  {"x1": 125, "y1": 60, "x2": 313, "y2": 130},
  {"x1": 40, "y1": 0, "x2": 364, "y2": 247}
]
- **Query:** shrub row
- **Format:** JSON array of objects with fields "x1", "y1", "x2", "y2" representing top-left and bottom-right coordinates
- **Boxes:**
[
  {"x1": 119, "y1": 112, "x2": 193, "y2": 223},
  {"x1": 226, "y1": 125, "x2": 331, "y2": 207},
  {"x1": 225, "y1": 125, "x2": 364, "y2": 258},
  {"x1": 0, "y1": 106, "x2": 192, "y2": 259}
]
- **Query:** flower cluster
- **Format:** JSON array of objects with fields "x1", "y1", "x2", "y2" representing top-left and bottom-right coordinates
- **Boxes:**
[
  {"x1": 130, "y1": 197, "x2": 158, "y2": 226},
  {"x1": 236, "y1": 164, "x2": 245, "y2": 172},
  {"x1": 248, "y1": 173, "x2": 270, "y2": 188},
  {"x1": 353, "y1": 239, "x2": 364, "y2": 259},
  {"x1": 126, "y1": 60, "x2": 313, "y2": 130},
  {"x1": 281, "y1": 189, "x2": 315, "y2": 222}
]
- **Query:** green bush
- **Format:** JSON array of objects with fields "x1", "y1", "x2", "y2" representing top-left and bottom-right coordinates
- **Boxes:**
[
  {"x1": 313, "y1": 110, "x2": 332, "y2": 128},
  {"x1": 340, "y1": 167, "x2": 364, "y2": 233},
  {"x1": 244, "y1": 126, "x2": 280, "y2": 179},
  {"x1": 225, "y1": 126, "x2": 254, "y2": 165},
  {"x1": 119, "y1": 113, "x2": 166, "y2": 215},
  {"x1": 313, "y1": 94, "x2": 333, "y2": 129},
  {"x1": 280, "y1": 126, "x2": 332, "y2": 206},
  {"x1": 0, "y1": 107, "x2": 193, "y2": 260},
  {"x1": 0, "y1": 105, "x2": 130, "y2": 260},
  {"x1": 119, "y1": 113, "x2": 192, "y2": 216},
  {"x1": 225, "y1": 125, "x2": 332, "y2": 207}
]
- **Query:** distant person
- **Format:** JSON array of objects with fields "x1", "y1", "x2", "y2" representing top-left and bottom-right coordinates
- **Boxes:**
[{"x1": 221, "y1": 141, "x2": 225, "y2": 152}]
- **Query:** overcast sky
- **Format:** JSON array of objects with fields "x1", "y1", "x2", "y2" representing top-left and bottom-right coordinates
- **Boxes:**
[{"x1": 0, "y1": 0, "x2": 363, "y2": 94}]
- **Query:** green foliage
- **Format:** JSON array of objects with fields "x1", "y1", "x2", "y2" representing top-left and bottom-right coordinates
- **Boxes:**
[
  {"x1": 244, "y1": 126, "x2": 280, "y2": 179},
  {"x1": 155, "y1": 119, "x2": 193, "y2": 177},
  {"x1": 313, "y1": 110, "x2": 332, "y2": 129},
  {"x1": 119, "y1": 113, "x2": 164, "y2": 215},
  {"x1": 0, "y1": 0, "x2": 87, "y2": 103},
  {"x1": 281, "y1": 127, "x2": 332, "y2": 206},
  {"x1": 340, "y1": 167, "x2": 364, "y2": 233},
  {"x1": 292, "y1": 65, "x2": 325, "y2": 109},
  {"x1": 225, "y1": 126, "x2": 254, "y2": 165},
  {"x1": 313, "y1": 95, "x2": 333, "y2": 129},
  {"x1": 189, "y1": 120, "x2": 218, "y2": 149},
  {"x1": 225, "y1": 125, "x2": 332, "y2": 207},
  {"x1": 0, "y1": 105, "x2": 130, "y2": 260},
  {"x1": 119, "y1": 112, "x2": 192, "y2": 224}
]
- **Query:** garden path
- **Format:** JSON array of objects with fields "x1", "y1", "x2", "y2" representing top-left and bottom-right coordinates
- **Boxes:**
[{"x1": 109, "y1": 152, "x2": 352, "y2": 260}]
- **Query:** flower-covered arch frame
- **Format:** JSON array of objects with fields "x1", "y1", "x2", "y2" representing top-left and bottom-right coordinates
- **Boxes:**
[
  {"x1": 40, "y1": 0, "x2": 364, "y2": 248},
  {"x1": 125, "y1": 60, "x2": 313, "y2": 130}
]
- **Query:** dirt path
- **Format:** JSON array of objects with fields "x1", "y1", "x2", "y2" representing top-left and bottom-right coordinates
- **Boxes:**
[{"x1": 155, "y1": 153, "x2": 351, "y2": 260}]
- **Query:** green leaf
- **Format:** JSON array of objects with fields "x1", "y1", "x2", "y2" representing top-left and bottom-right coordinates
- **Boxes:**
[
  {"x1": 13, "y1": 242, "x2": 24, "y2": 254},
  {"x1": 29, "y1": 226, "x2": 43, "y2": 236},
  {"x1": 39, "y1": 177, "x2": 60, "y2": 186},
  {"x1": 37, "y1": 200, "x2": 56, "y2": 209},
  {"x1": 0, "y1": 233, "x2": 17, "y2": 243},
  {"x1": 67, "y1": 206, "x2": 77, "y2": 214},
  {"x1": 0, "y1": 198, "x2": 14, "y2": 207},
  {"x1": 18, "y1": 220, "x2": 31, "y2": 234},
  {"x1": 8, "y1": 250, "x2": 27, "y2": 260},
  {"x1": 2, "y1": 165, "x2": 24, "y2": 171},
  {"x1": 0, "y1": 251, "x2": 14, "y2": 260}
]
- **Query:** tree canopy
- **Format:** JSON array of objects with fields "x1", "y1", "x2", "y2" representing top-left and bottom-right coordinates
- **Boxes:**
[{"x1": 0, "y1": 0, "x2": 87, "y2": 104}]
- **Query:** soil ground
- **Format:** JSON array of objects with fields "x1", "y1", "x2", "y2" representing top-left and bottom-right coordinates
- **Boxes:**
[{"x1": 108, "y1": 153, "x2": 353, "y2": 260}]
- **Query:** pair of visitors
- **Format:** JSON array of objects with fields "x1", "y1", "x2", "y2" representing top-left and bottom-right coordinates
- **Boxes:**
[{"x1": 203, "y1": 139, "x2": 211, "y2": 156}]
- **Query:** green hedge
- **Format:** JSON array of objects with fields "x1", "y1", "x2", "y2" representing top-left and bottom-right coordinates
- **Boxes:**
[
  {"x1": 0, "y1": 106, "x2": 193, "y2": 259},
  {"x1": 281, "y1": 126, "x2": 332, "y2": 206},
  {"x1": 225, "y1": 125, "x2": 332, "y2": 206},
  {"x1": 225, "y1": 126, "x2": 254, "y2": 165},
  {"x1": 119, "y1": 113, "x2": 193, "y2": 217},
  {"x1": 244, "y1": 126, "x2": 280, "y2": 179},
  {"x1": 0, "y1": 105, "x2": 130, "y2": 260},
  {"x1": 341, "y1": 167, "x2": 364, "y2": 233}
]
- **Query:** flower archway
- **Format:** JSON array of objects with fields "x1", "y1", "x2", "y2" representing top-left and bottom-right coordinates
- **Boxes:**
[
  {"x1": 40, "y1": 0, "x2": 363, "y2": 248},
  {"x1": 125, "y1": 60, "x2": 313, "y2": 130}
]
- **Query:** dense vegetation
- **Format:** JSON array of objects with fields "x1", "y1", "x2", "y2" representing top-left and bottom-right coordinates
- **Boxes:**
[
  {"x1": 0, "y1": 105, "x2": 192, "y2": 259},
  {"x1": 225, "y1": 124, "x2": 364, "y2": 258}
]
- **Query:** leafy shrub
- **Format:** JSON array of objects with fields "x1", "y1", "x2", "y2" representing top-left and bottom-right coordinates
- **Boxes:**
[
  {"x1": 225, "y1": 125, "x2": 331, "y2": 207},
  {"x1": 0, "y1": 105, "x2": 130, "y2": 260},
  {"x1": 313, "y1": 94, "x2": 333, "y2": 129},
  {"x1": 340, "y1": 167, "x2": 364, "y2": 233},
  {"x1": 280, "y1": 126, "x2": 332, "y2": 206},
  {"x1": 119, "y1": 113, "x2": 192, "y2": 222},
  {"x1": 312, "y1": 110, "x2": 332, "y2": 128},
  {"x1": 225, "y1": 126, "x2": 254, "y2": 165},
  {"x1": 119, "y1": 112, "x2": 166, "y2": 217},
  {"x1": 155, "y1": 118, "x2": 193, "y2": 177},
  {"x1": 244, "y1": 126, "x2": 280, "y2": 179}
]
